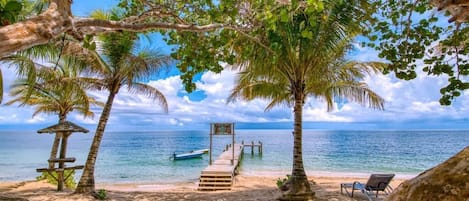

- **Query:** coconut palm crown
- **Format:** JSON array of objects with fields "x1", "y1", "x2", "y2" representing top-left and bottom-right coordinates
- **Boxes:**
[
  {"x1": 5, "y1": 56, "x2": 103, "y2": 169},
  {"x1": 228, "y1": 1, "x2": 384, "y2": 200},
  {"x1": 74, "y1": 10, "x2": 171, "y2": 194}
]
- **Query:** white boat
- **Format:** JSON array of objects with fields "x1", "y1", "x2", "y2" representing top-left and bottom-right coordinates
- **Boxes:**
[
  {"x1": 171, "y1": 149, "x2": 209, "y2": 160},
  {"x1": 173, "y1": 151, "x2": 204, "y2": 160},
  {"x1": 192, "y1": 149, "x2": 209, "y2": 154}
]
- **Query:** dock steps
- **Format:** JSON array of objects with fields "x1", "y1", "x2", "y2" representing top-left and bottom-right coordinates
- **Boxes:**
[
  {"x1": 198, "y1": 144, "x2": 243, "y2": 191},
  {"x1": 198, "y1": 173, "x2": 233, "y2": 190}
]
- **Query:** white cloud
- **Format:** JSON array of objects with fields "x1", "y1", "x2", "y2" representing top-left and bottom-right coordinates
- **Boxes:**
[
  {"x1": 2, "y1": 46, "x2": 469, "y2": 130},
  {"x1": 25, "y1": 115, "x2": 46, "y2": 123}
]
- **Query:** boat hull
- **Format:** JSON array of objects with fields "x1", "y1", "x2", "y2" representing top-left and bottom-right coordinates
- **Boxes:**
[{"x1": 173, "y1": 152, "x2": 204, "y2": 160}]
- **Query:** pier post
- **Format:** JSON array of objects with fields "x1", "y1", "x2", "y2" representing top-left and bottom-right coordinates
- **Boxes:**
[
  {"x1": 209, "y1": 124, "x2": 212, "y2": 165},
  {"x1": 251, "y1": 141, "x2": 254, "y2": 155},
  {"x1": 232, "y1": 124, "x2": 235, "y2": 166},
  {"x1": 259, "y1": 141, "x2": 262, "y2": 155}
]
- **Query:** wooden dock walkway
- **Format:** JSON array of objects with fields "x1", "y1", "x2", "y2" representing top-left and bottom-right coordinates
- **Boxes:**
[{"x1": 198, "y1": 144, "x2": 244, "y2": 191}]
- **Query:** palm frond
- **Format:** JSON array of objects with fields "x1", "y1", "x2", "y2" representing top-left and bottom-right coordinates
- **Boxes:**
[
  {"x1": 127, "y1": 82, "x2": 169, "y2": 113},
  {"x1": 229, "y1": 1, "x2": 385, "y2": 116},
  {"x1": 327, "y1": 81, "x2": 385, "y2": 110}
]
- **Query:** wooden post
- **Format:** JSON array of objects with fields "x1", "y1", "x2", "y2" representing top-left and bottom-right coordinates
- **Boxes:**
[
  {"x1": 57, "y1": 131, "x2": 70, "y2": 191},
  {"x1": 231, "y1": 125, "x2": 234, "y2": 166},
  {"x1": 251, "y1": 141, "x2": 254, "y2": 155},
  {"x1": 209, "y1": 124, "x2": 212, "y2": 165},
  {"x1": 259, "y1": 141, "x2": 262, "y2": 155}
]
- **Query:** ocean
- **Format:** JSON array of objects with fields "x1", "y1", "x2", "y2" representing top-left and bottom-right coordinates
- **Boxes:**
[{"x1": 0, "y1": 129, "x2": 468, "y2": 183}]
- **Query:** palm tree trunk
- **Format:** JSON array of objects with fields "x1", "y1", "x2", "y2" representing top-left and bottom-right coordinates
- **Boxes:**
[
  {"x1": 75, "y1": 92, "x2": 117, "y2": 194},
  {"x1": 280, "y1": 90, "x2": 315, "y2": 201},
  {"x1": 48, "y1": 116, "x2": 66, "y2": 169}
]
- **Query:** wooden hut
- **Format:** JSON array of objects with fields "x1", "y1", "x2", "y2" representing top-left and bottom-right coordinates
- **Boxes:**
[{"x1": 36, "y1": 121, "x2": 88, "y2": 191}]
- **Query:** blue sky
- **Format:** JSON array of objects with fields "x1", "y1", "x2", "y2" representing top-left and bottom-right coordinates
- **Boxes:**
[{"x1": 0, "y1": 1, "x2": 468, "y2": 131}]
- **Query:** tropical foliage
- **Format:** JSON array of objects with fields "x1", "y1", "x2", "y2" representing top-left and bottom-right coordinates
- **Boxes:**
[
  {"x1": 74, "y1": 10, "x2": 171, "y2": 194},
  {"x1": 3, "y1": 50, "x2": 102, "y2": 188},
  {"x1": 36, "y1": 169, "x2": 77, "y2": 189},
  {"x1": 5, "y1": 57, "x2": 101, "y2": 122},
  {"x1": 227, "y1": 1, "x2": 384, "y2": 200},
  {"x1": 367, "y1": 0, "x2": 469, "y2": 105},
  {"x1": 0, "y1": 0, "x2": 23, "y2": 26}
]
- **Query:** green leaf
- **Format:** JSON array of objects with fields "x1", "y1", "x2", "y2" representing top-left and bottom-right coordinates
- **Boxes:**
[
  {"x1": 90, "y1": 42, "x2": 96, "y2": 51},
  {"x1": 316, "y1": 1, "x2": 324, "y2": 12},
  {"x1": 280, "y1": 9, "x2": 289, "y2": 22},
  {"x1": 4, "y1": 1, "x2": 22, "y2": 13},
  {"x1": 301, "y1": 30, "x2": 313, "y2": 39}
]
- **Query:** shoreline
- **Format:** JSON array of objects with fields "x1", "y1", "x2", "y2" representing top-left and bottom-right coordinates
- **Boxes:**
[
  {"x1": 0, "y1": 174, "x2": 408, "y2": 201},
  {"x1": 97, "y1": 172, "x2": 411, "y2": 192},
  {"x1": 0, "y1": 170, "x2": 417, "y2": 184},
  {"x1": 0, "y1": 169, "x2": 417, "y2": 183}
]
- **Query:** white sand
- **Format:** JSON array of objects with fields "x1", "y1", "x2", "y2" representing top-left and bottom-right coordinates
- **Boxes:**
[{"x1": 0, "y1": 174, "x2": 407, "y2": 201}]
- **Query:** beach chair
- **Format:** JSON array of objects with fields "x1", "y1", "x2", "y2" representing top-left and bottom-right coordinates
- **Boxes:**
[{"x1": 340, "y1": 174, "x2": 395, "y2": 201}]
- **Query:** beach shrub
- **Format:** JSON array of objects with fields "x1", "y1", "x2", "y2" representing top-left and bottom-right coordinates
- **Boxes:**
[
  {"x1": 94, "y1": 189, "x2": 107, "y2": 200},
  {"x1": 276, "y1": 174, "x2": 291, "y2": 189},
  {"x1": 36, "y1": 170, "x2": 77, "y2": 189}
]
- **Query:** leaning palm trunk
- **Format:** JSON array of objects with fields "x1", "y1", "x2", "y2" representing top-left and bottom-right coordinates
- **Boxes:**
[
  {"x1": 280, "y1": 89, "x2": 315, "y2": 201},
  {"x1": 48, "y1": 115, "x2": 66, "y2": 169},
  {"x1": 48, "y1": 135, "x2": 61, "y2": 169},
  {"x1": 75, "y1": 92, "x2": 117, "y2": 193}
]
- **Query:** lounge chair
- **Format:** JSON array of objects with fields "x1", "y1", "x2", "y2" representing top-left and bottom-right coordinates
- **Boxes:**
[{"x1": 340, "y1": 174, "x2": 395, "y2": 201}]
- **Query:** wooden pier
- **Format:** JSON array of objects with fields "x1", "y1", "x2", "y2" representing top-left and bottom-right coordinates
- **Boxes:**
[
  {"x1": 242, "y1": 140, "x2": 263, "y2": 155},
  {"x1": 198, "y1": 141, "x2": 262, "y2": 191},
  {"x1": 198, "y1": 144, "x2": 243, "y2": 191}
]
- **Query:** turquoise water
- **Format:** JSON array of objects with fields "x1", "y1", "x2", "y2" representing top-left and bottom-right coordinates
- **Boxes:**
[{"x1": 0, "y1": 129, "x2": 468, "y2": 183}]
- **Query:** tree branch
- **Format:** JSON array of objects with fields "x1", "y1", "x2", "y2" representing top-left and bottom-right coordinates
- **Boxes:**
[
  {"x1": 0, "y1": 1, "x2": 235, "y2": 58},
  {"x1": 73, "y1": 18, "x2": 226, "y2": 34}
]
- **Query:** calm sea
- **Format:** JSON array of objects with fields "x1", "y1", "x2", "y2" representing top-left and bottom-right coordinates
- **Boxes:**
[{"x1": 0, "y1": 129, "x2": 468, "y2": 183}]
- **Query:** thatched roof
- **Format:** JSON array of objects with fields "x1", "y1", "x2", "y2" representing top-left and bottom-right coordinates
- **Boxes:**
[
  {"x1": 432, "y1": 0, "x2": 469, "y2": 22},
  {"x1": 37, "y1": 121, "x2": 89, "y2": 134}
]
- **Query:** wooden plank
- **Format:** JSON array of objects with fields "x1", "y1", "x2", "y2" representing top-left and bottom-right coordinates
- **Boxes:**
[
  {"x1": 198, "y1": 144, "x2": 244, "y2": 191},
  {"x1": 48, "y1": 157, "x2": 76, "y2": 163},
  {"x1": 36, "y1": 168, "x2": 50, "y2": 172},
  {"x1": 36, "y1": 165, "x2": 84, "y2": 172},
  {"x1": 198, "y1": 186, "x2": 232, "y2": 190},
  {"x1": 200, "y1": 178, "x2": 232, "y2": 181}
]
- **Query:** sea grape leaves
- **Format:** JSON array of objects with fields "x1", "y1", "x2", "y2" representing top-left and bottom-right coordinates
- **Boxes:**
[{"x1": 367, "y1": 0, "x2": 469, "y2": 105}]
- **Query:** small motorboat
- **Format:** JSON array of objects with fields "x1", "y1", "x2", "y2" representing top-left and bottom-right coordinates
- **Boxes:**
[{"x1": 172, "y1": 151, "x2": 204, "y2": 160}]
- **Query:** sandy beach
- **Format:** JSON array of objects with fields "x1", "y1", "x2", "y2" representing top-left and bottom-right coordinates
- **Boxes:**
[{"x1": 0, "y1": 173, "x2": 407, "y2": 201}]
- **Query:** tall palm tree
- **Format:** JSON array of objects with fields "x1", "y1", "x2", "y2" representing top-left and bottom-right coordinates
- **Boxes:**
[
  {"x1": 5, "y1": 57, "x2": 103, "y2": 169},
  {"x1": 228, "y1": 1, "x2": 384, "y2": 200},
  {"x1": 74, "y1": 12, "x2": 171, "y2": 194}
]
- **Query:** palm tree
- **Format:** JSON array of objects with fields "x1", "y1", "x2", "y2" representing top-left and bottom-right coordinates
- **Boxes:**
[
  {"x1": 228, "y1": 2, "x2": 384, "y2": 200},
  {"x1": 5, "y1": 57, "x2": 103, "y2": 169},
  {"x1": 74, "y1": 12, "x2": 171, "y2": 194}
]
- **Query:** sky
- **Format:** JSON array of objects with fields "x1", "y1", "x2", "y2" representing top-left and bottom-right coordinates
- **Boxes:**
[{"x1": 0, "y1": 1, "x2": 468, "y2": 131}]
